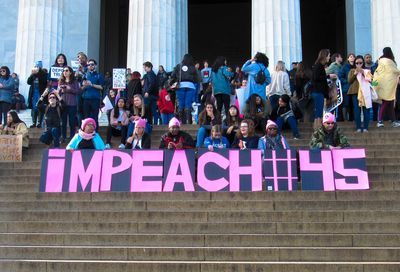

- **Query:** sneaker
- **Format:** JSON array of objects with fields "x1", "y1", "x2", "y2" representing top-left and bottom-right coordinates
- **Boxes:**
[
  {"x1": 392, "y1": 121, "x2": 400, "y2": 128},
  {"x1": 377, "y1": 121, "x2": 384, "y2": 128},
  {"x1": 293, "y1": 135, "x2": 301, "y2": 140},
  {"x1": 36, "y1": 124, "x2": 42, "y2": 128},
  {"x1": 118, "y1": 143, "x2": 125, "y2": 149},
  {"x1": 105, "y1": 143, "x2": 111, "y2": 149},
  {"x1": 29, "y1": 124, "x2": 36, "y2": 128},
  {"x1": 363, "y1": 129, "x2": 368, "y2": 133},
  {"x1": 356, "y1": 129, "x2": 362, "y2": 133}
]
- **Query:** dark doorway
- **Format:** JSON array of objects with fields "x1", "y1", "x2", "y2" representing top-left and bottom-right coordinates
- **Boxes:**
[
  {"x1": 99, "y1": 0, "x2": 129, "y2": 74},
  {"x1": 188, "y1": 0, "x2": 251, "y2": 68},
  {"x1": 300, "y1": 0, "x2": 347, "y2": 68}
]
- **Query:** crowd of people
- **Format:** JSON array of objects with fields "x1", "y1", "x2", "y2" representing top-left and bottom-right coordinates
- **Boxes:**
[{"x1": 1, "y1": 46, "x2": 400, "y2": 153}]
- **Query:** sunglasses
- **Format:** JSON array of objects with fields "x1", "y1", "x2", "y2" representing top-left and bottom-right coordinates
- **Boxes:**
[
  {"x1": 63, "y1": 69, "x2": 70, "y2": 72},
  {"x1": 325, "y1": 122, "x2": 334, "y2": 125},
  {"x1": 268, "y1": 127, "x2": 278, "y2": 130},
  {"x1": 0, "y1": 70, "x2": 5, "y2": 73},
  {"x1": 49, "y1": 96, "x2": 56, "y2": 100},
  {"x1": 355, "y1": 62, "x2": 363, "y2": 65}
]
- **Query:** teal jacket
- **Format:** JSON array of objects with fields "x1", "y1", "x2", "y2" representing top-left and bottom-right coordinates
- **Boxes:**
[
  {"x1": 66, "y1": 133, "x2": 105, "y2": 150},
  {"x1": 211, "y1": 66, "x2": 233, "y2": 95}
]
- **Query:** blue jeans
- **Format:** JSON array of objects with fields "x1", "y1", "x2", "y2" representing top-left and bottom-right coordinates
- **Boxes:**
[
  {"x1": 61, "y1": 105, "x2": 77, "y2": 139},
  {"x1": 196, "y1": 126, "x2": 209, "y2": 148},
  {"x1": 276, "y1": 116, "x2": 299, "y2": 137},
  {"x1": 83, "y1": 98, "x2": 100, "y2": 129},
  {"x1": 161, "y1": 113, "x2": 174, "y2": 125},
  {"x1": 127, "y1": 121, "x2": 152, "y2": 137},
  {"x1": 40, "y1": 127, "x2": 60, "y2": 147},
  {"x1": 176, "y1": 87, "x2": 196, "y2": 110},
  {"x1": 311, "y1": 91, "x2": 325, "y2": 119},
  {"x1": 145, "y1": 95, "x2": 160, "y2": 125},
  {"x1": 351, "y1": 95, "x2": 370, "y2": 130}
]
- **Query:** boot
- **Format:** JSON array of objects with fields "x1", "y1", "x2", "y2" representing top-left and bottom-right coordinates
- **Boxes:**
[
  {"x1": 178, "y1": 110, "x2": 186, "y2": 124},
  {"x1": 185, "y1": 109, "x2": 192, "y2": 125}
]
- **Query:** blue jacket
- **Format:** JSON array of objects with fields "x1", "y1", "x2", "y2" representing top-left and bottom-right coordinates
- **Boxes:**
[
  {"x1": 0, "y1": 77, "x2": 16, "y2": 104},
  {"x1": 241, "y1": 60, "x2": 271, "y2": 101},
  {"x1": 203, "y1": 136, "x2": 230, "y2": 148},
  {"x1": 211, "y1": 66, "x2": 233, "y2": 95},
  {"x1": 82, "y1": 71, "x2": 105, "y2": 100},
  {"x1": 338, "y1": 63, "x2": 353, "y2": 93},
  {"x1": 66, "y1": 133, "x2": 105, "y2": 150},
  {"x1": 258, "y1": 134, "x2": 289, "y2": 157}
]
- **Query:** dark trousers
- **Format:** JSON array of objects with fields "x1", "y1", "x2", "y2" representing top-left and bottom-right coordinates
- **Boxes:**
[
  {"x1": 379, "y1": 100, "x2": 396, "y2": 122},
  {"x1": 145, "y1": 95, "x2": 160, "y2": 125},
  {"x1": 106, "y1": 125, "x2": 128, "y2": 144},
  {"x1": 83, "y1": 99, "x2": 100, "y2": 129},
  {"x1": 40, "y1": 127, "x2": 61, "y2": 147},
  {"x1": 215, "y1": 93, "x2": 230, "y2": 118},
  {"x1": 31, "y1": 108, "x2": 44, "y2": 126},
  {"x1": 0, "y1": 101, "x2": 11, "y2": 125},
  {"x1": 61, "y1": 105, "x2": 77, "y2": 139}
]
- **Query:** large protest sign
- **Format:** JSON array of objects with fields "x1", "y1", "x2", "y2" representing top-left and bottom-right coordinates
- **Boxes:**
[
  {"x1": 263, "y1": 149, "x2": 298, "y2": 191},
  {"x1": 71, "y1": 61, "x2": 80, "y2": 72},
  {"x1": 0, "y1": 135, "x2": 22, "y2": 162},
  {"x1": 325, "y1": 79, "x2": 343, "y2": 112},
  {"x1": 113, "y1": 68, "x2": 126, "y2": 89},
  {"x1": 40, "y1": 148, "x2": 370, "y2": 193},
  {"x1": 49, "y1": 67, "x2": 64, "y2": 80}
]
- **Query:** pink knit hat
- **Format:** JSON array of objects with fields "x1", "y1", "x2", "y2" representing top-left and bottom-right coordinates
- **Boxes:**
[
  {"x1": 266, "y1": 120, "x2": 278, "y2": 130},
  {"x1": 135, "y1": 118, "x2": 147, "y2": 128},
  {"x1": 169, "y1": 117, "x2": 181, "y2": 128},
  {"x1": 81, "y1": 118, "x2": 96, "y2": 130},
  {"x1": 323, "y1": 113, "x2": 336, "y2": 124}
]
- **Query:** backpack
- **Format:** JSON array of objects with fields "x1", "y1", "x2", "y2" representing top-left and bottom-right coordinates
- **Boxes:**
[{"x1": 255, "y1": 64, "x2": 266, "y2": 84}]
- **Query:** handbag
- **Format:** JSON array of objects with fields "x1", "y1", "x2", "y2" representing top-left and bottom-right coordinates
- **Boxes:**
[{"x1": 370, "y1": 86, "x2": 379, "y2": 102}]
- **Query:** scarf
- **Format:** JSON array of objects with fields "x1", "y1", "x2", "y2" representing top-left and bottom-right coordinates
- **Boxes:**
[{"x1": 78, "y1": 129, "x2": 95, "y2": 140}]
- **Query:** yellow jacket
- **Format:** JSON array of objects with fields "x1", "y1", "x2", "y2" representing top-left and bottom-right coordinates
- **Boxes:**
[
  {"x1": 373, "y1": 58, "x2": 400, "y2": 101},
  {"x1": 0, "y1": 122, "x2": 29, "y2": 148}
]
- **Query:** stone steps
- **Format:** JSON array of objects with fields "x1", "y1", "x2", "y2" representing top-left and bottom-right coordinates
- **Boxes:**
[
  {"x1": 3, "y1": 233, "x2": 400, "y2": 247},
  {"x1": 1, "y1": 260, "x2": 399, "y2": 272}
]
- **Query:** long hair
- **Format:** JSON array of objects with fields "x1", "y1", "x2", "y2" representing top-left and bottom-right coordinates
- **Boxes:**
[
  {"x1": 275, "y1": 61, "x2": 286, "y2": 72},
  {"x1": 236, "y1": 119, "x2": 255, "y2": 138},
  {"x1": 381, "y1": 47, "x2": 395, "y2": 62},
  {"x1": 226, "y1": 105, "x2": 241, "y2": 126},
  {"x1": 0, "y1": 66, "x2": 10, "y2": 79},
  {"x1": 133, "y1": 94, "x2": 145, "y2": 117},
  {"x1": 54, "y1": 53, "x2": 68, "y2": 66},
  {"x1": 212, "y1": 56, "x2": 226, "y2": 73},
  {"x1": 113, "y1": 98, "x2": 126, "y2": 119},
  {"x1": 58, "y1": 66, "x2": 76, "y2": 84},
  {"x1": 7, "y1": 110, "x2": 25, "y2": 126},
  {"x1": 254, "y1": 52, "x2": 269, "y2": 68},
  {"x1": 354, "y1": 55, "x2": 365, "y2": 69},
  {"x1": 247, "y1": 94, "x2": 264, "y2": 117},
  {"x1": 130, "y1": 71, "x2": 141, "y2": 80},
  {"x1": 198, "y1": 102, "x2": 220, "y2": 125},
  {"x1": 314, "y1": 49, "x2": 330, "y2": 65},
  {"x1": 295, "y1": 62, "x2": 306, "y2": 79},
  {"x1": 181, "y1": 54, "x2": 194, "y2": 66},
  {"x1": 210, "y1": 124, "x2": 222, "y2": 137}
]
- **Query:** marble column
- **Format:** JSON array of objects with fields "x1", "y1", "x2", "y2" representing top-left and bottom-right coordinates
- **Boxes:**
[
  {"x1": 14, "y1": 0, "x2": 64, "y2": 97},
  {"x1": 251, "y1": 0, "x2": 302, "y2": 70},
  {"x1": 371, "y1": 0, "x2": 400, "y2": 62},
  {"x1": 126, "y1": 0, "x2": 188, "y2": 73},
  {"x1": 346, "y1": 0, "x2": 372, "y2": 56}
]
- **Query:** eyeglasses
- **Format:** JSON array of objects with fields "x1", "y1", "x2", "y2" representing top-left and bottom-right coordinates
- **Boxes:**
[
  {"x1": 88, "y1": 63, "x2": 95, "y2": 66},
  {"x1": 63, "y1": 69, "x2": 70, "y2": 72},
  {"x1": 355, "y1": 62, "x2": 363, "y2": 65}
]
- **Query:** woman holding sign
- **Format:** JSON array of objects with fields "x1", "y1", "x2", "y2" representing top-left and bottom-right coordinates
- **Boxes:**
[
  {"x1": 0, "y1": 110, "x2": 29, "y2": 148},
  {"x1": 48, "y1": 53, "x2": 68, "y2": 90}
]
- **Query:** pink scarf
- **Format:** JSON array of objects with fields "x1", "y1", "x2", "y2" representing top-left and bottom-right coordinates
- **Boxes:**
[{"x1": 78, "y1": 129, "x2": 95, "y2": 140}]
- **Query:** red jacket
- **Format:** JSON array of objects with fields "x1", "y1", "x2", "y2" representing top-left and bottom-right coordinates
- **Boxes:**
[{"x1": 157, "y1": 88, "x2": 175, "y2": 114}]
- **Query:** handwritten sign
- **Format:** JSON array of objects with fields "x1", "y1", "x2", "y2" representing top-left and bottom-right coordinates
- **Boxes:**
[
  {"x1": 50, "y1": 67, "x2": 64, "y2": 80},
  {"x1": 113, "y1": 68, "x2": 126, "y2": 89},
  {"x1": 71, "y1": 61, "x2": 80, "y2": 72},
  {"x1": 0, "y1": 135, "x2": 22, "y2": 162}
]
